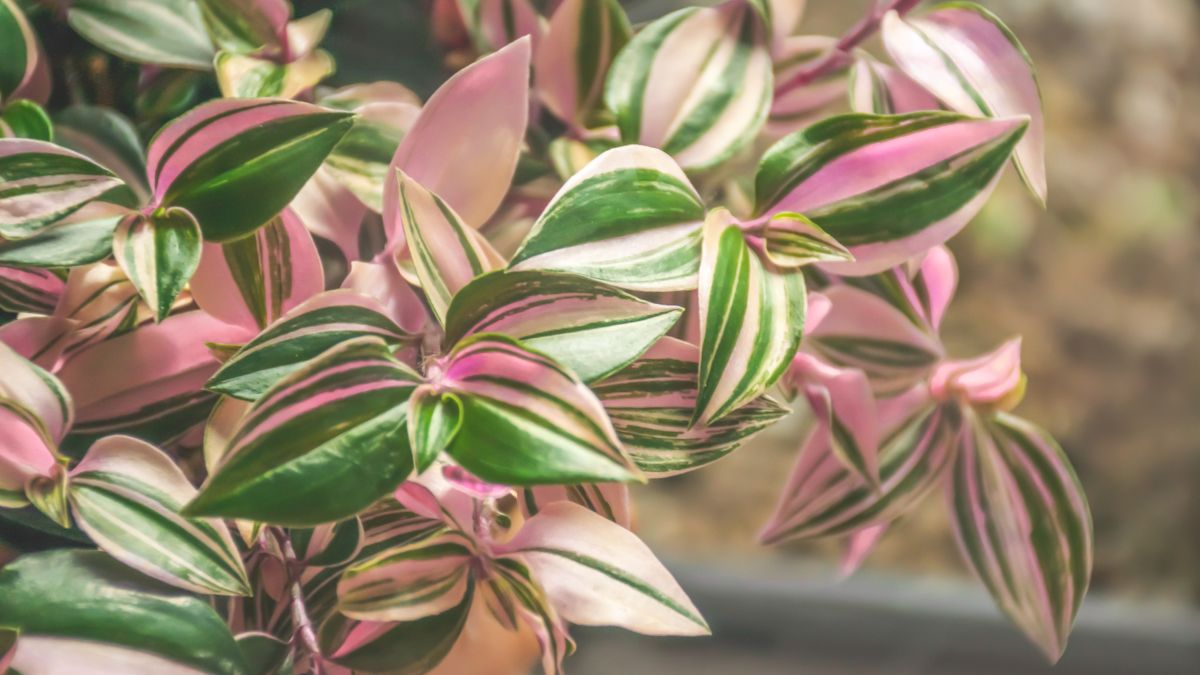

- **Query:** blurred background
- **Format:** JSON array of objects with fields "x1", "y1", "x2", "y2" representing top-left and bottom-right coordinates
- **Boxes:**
[{"x1": 320, "y1": 0, "x2": 1200, "y2": 672}]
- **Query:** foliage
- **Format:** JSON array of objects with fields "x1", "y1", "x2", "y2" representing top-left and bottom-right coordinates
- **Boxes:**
[{"x1": 0, "y1": 0, "x2": 1090, "y2": 671}]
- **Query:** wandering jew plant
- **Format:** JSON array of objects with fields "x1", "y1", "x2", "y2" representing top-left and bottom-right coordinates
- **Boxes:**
[{"x1": 0, "y1": 0, "x2": 1091, "y2": 672}]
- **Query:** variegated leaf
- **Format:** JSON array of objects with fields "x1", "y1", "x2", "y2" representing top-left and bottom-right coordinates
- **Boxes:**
[
  {"x1": 499, "y1": 501, "x2": 709, "y2": 636},
  {"x1": 320, "y1": 83, "x2": 421, "y2": 212},
  {"x1": 760, "y1": 401, "x2": 962, "y2": 543},
  {"x1": 756, "y1": 211, "x2": 852, "y2": 267},
  {"x1": 52, "y1": 261, "x2": 140, "y2": 357},
  {"x1": 695, "y1": 209, "x2": 806, "y2": 425},
  {"x1": 0, "y1": 212, "x2": 121, "y2": 269},
  {"x1": 949, "y1": 412, "x2": 1092, "y2": 660},
  {"x1": 535, "y1": 0, "x2": 630, "y2": 130},
  {"x1": 594, "y1": 337, "x2": 787, "y2": 476},
  {"x1": 292, "y1": 517, "x2": 364, "y2": 568},
  {"x1": 0, "y1": 405, "x2": 61, "y2": 508},
  {"x1": 54, "y1": 105, "x2": 151, "y2": 202},
  {"x1": 769, "y1": 35, "x2": 846, "y2": 133},
  {"x1": 519, "y1": 483, "x2": 632, "y2": 529},
  {"x1": 444, "y1": 269, "x2": 682, "y2": 383},
  {"x1": 436, "y1": 334, "x2": 643, "y2": 485},
  {"x1": 198, "y1": 0, "x2": 289, "y2": 56},
  {"x1": 848, "y1": 57, "x2": 940, "y2": 115},
  {"x1": 784, "y1": 352, "x2": 880, "y2": 485},
  {"x1": 408, "y1": 388, "x2": 463, "y2": 473},
  {"x1": 112, "y1": 207, "x2": 202, "y2": 322},
  {"x1": 215, "y1": 49, "x2": 335, "y2": 99},
  {"x1": 605, "y1": 0, "x2": 773, "y2": 171},
  {"x1": 931, "y1": 337, "x2": 1024, "y2": 408},
  {"x1": 0, "y1": 550, "x2": 248, "y2": 674},
  {"x1": 883, "y1": 4, "x2": 1046, "y2": 203},
  {"x1": 754, "y1": 111, "x2": 1027, "y2": 274},
  {"x1": 0, "y1": 99, "x2": 52, "y2": 140},
  {"x1": 510, "y1": 145, "x2": 705, "y2": 292},
  {"x1": 68, "y1": 0, "x2": 216, "y2": 69},
  {"x1": 0, "y1": 0, "x2": 50, "y2": 104},
  {"x1": 393, "y1": 170, "x2": 504, "y2": 325},
  {"x1": 147, "y1": 98, "x2": 354, "y2": 242},
  {"x1": 337, "y1": 529, "x2": 475, "y2": 622},
  {"x1": 190, "y1": 208, "x2": 324, "y2": 331},
  {"x1": 485, "y1": 555, "x2": 574, "y2": 675},
  {"x1": 68, "y1": 435, "x2": 251, "y2": 596},
  {"x1": 0, "y1": 339, "x2": 73, "y2": 443},
  {"x1": 186, "y1": 336, "x2": 421, "y2": 525},
  {"x1": 207, "y1": 289, "x2": 411, "y2": 401},
  {"x1": 473, "y1": 0, "x2": 543, "y2": 53},
  {"x1": 0, "y1": 139, "x2": 123, "y2": 239},
  {"x1": 0, "y1": 265, "x2": 63, "y2": 314}
]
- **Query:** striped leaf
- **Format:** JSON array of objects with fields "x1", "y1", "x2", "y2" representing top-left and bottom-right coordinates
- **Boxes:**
[
  {"x1": 444, "y1": 269, "x2": 683, "y2": 383},
  {"x1": 0, "y1": 265, "x2": 63, "y2": 314},
  {"x1": 594, "y1": 337, "x2": 788, "y2": 476},
  {"x1": 473, "y1": 0, "x2": 543, "y2": 53},
  {"x1": 55, "y1": 105, "x2": 151, "y2": 202},
  {"x1": 0, "y1": 0, "x2": 50, "y2": 103},
  {"x1": 338, "y1": 529, "x2": 476, "y2": 622},
  {"x1": 769, "y1": 36, "x2": 846, "y2": 133},
  {"x1": 754, "y1": 111, "x2": 1027, "y2": 274},
  {"x1": 292, "y1": 517, "x2": 364, "y2": 568},
  {"x1": 0, "y1": 405, "x2": 61, "y2": 508},
  {"x1": 408, "y1": 388, "x2": 463, "y2": 473},
  {"x1": 207, "y1": 290, "x2": 412, "y2": 401},
  {"x1": 147, "y1": 98, "x2": 353, "y2": 242},
  {"x1": 757, "y1": 211, "x2": 852, "y2": 267},
  {"x1": 437, "y1": 334, "x2": 643, "y2": 485},
  {"x1": 215, "y1": 49, "x2": 335, "y2": 99},
  {"x1": 841, "y1": 243, "x2": 959, "y2": 334},
  {"x1": 950, "y1": 412, "x2": 1092, "y2": 660},
  {"x1": 510, "y1": 145, "x2": 705, "y2": 292},
  {"x1": 760, "y1": 401, "x2": 962, "y2": 543},
  {"x1": 695, "y1": 209, "x2": 806, "y2": 425},
  {"x1": 785, "y1": 353, "x2": 880, "y2": 486},
  {"x1": 320, "y1": 83, "x2": 420, "y2": 212},
  {"x1": 186, "y1": 336, "x2": 421, "y2": 526},
  {"x1": 393, "y1": 170, "x2": 504, "y2": 325},
  {"x1": 883, "y1": 4, "x2": 1046, "y2": 203},
  {"x1": 535, "y1": 0, "x2": 631, "y2": 130},
  {"x1": 485, "y1": 555, "x2": 574, "y2": 675},
  {"x1": 0, "y1": 139, "x2": 123, "y2": 239},
  {"x1": 198, "y1": 0, "x2": 289, "y2": 56},
  {"x1": 807, "y1": 284, "x2": 944, "y2": 396},
  {"x1": 848, "y1": 57, "x2": 940, "y2": 115},
  {"x1": 52, "y1": 261, "x2": 140, "y2": 356},
  {"x1": 520, "y1": 483, "x2": 632, "y2": 529},
  {"x1": 382, "y1": 38, "x2": 530, "y2": 234},
  {"x1": 605, "y1": 1, "x2": 773, "y2": 171},
  {"x1": 68, "y1": 435, "x2": 251, "y2": 596},
  {"x1": 190, "y1": 208, "x2": 324, "y2": 331},
  {"x1": 0, "y1": 549, "x2": 248, "y2": 674},
  {"x1": 112, "y1": 207, "x2": 202, "y2": 322},
  {"x1": 0, "y1": 339, "x2": 73, "y2": 443},
  {"x1": 0, "y1": 213, "x2": 121, "y2": 268},
  {"x1": 68, "y1": 0, "x2": 216, "y2": 69},
  {"x1": 499, "y1": 501, "x2": 709, "y2": 636}
]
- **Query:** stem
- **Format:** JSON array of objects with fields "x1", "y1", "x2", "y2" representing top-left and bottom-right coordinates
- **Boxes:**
[
  {"x1": 270, "y1": 528, "x2": 324, "y2": 674},
  {"x1": 775, "y1": 0, "x2": 922, "y2": 94}
]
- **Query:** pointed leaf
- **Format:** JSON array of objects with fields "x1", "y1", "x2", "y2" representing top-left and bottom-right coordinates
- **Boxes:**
[
  {"x1": 338, "y1": 529, "x2": 475, "y2": 622},
  {"x1": 0, "y1": 265, "x2": 63, "y2": 314},
  {"x1": 949, "y1": 412, "x2": 1092, "y2": 660},
  {"x1": 68, "y1": 0, "x2": 216, "y2": 69},
  {"x1": 594, "y1": 337, "x2": 788, "y2": 476},
  {"x1": 148, "y1": 98, "x2": 353, "y2": 242},
  {"x1": 786, "y1": 353, "x2": 880, "y2": 485},
  {"x1": 439, "y1": 334, "x2": 642, "y2": 485},
  {"x1": 112, "y1": 207, "x2": 202, "y2": 322},
  {"x1": 605, "y1": 2, "x2": 773, "y2": 170},
  {"x1": 445, "y1": 269, "x2": 683, "y2": 382},
  {"x1": 215, "y1": 49, "x2": 335, "y2": 99},
  {"x1": 54, "y1": 105, "x2": 151, "y2": 202},
  {"x1": 754, "y1": 111, "x2": 1027, "y2": 274},
  {"x1": 68, "y1": 435, "x2": 251, "y2": 596},
  {"x1": 320, "y1": 83, "x2": 421, "y2": 212},
  {"x1": 0, "y1": 138, "x2": 123, "y2": 239},
  {"x1": 695, "y1": 209, "x2": 805, "y2": 425},
  {"x1": 408, "y1": 388, "x2": 463, "y2": 473},
  {"x1": 0, "y1": 339, "x2": 73, "y2": 442},
  {"x1": 535, "y1": 0, "x2": 631, "y2": 129},
  {"x1": 500, "y1": 501, "x2": 709, "y2": 636},
  {"x1": 198, "y1": 0, "x2": 290, "y2": 56},
  {"x1": 882, "y1": 4, "x2": 1046, "y2": 203},
  {"x1": 0, "y1": 213, "x2": 120, "y2": 268},
  {"x1": 511, "y1": 145, "x2": 705, "y2": 292},
  {"x1": 186, "y1": 336, "x2": 420, "y2": 525},
  {"x1": 931, "y1": 337, "x2": 1024, "y2": 407},
  {"x1": 757, "y1": 211, "x2": 852, "y2": 267}
]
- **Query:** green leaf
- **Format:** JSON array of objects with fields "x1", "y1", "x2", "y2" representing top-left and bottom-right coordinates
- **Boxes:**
[
  {"x1": 198, "y1": 0, "x2": 288, "y2": 55},
  {"x1": 0, "y1": 549, "x2": 248, "y2": 674},
  {"x1": 0, "y1": 0, "x2": 33, "y2": 100},
  {"x1": 0, "y1": 215, "x2": 118, "y2": 268},
  {"x1": 1, "y1": 99, "x2": 53, "y2": 140},
  {"x1": 186, "y1": 336, "x2": 420, "y2": 526},
  {"x1": 55, "y1": 104, "x2": 151, "y2": 201},
  {"x1": 444, "y1": 269, "x2": 683, "y2": 383},
  {"x1": 112, "y1": 207, "x2": 202, "y2": 322},
  {"x1": 68, "y1": 0, "x2": 216, "y2": 69},
  {"x1": 0, "y1": 138, "x2": 123, "y2": 240},
  {"x1": 408, "y1": 389, "x2": 463, "y2": 473}
]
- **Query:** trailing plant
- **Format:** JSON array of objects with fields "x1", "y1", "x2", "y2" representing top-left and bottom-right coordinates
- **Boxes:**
[{"x1": 0, "y1": 0, "x2": 1091, "y2": 672}]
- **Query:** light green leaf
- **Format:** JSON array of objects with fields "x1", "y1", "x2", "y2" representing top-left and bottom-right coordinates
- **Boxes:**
[
  {"x1": 69, "y1": 0, "x2": 216, "y2": 69},
  {"x1": 112, "y1": 207, "x2": 202, "y2": 322}
]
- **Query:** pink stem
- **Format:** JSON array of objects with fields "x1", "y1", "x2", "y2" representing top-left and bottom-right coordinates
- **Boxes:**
[
  {"x1": 775, "y1": 0, "x2": 922, "y2": 94},
  {"x1": 270, "y1": 528, "x2": 324, "y2": 674}
]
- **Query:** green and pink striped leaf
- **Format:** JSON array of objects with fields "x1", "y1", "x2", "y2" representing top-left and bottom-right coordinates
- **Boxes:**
[
  {"x1": 0, "y1": 339, "x2": 73, "y2": 443},
  {"x1": 50, "y1": 261, "x2": 140, "y2": 358},
  {"x1": 0, "y1": 549, "x2": 248, "y2": 674},
  {"x1": 68, "y1": 435, "x2": 251, "y2": 596},
  {"x1": 695, "y1": 209, "x2": 806, "y2": 425},
  {"x1": 382, "y1": 38, "x2": 530, "y2": 235},
  {"x1": 520, "y1": 483, "x2": 632, "y2": 529},
  {"x1": 190, "y1": 208, "x2": 324, "y2": 331},
  {"x1": 784, "y1": 352, "x2": 881, "y2": 485},
  {"x1": 882, "y1": 3, "x2": 1046, "y2": 203},
  {"x1": 768, "y1": 36, "x2": 847, "y2": 135},
  {"x1": 0, "y1": 0, "x2": 50, "y2": 104},
  {"x1": 760, "y1": 397, "x2": 961, "y2": 543},
  {"x1": 112, "y1": 207, "x2": 203, "y2": 322},
  {"x1": 215, "y1": 49, "x2": 335, "y2": 99},
  {"x1": 54, "y1": 105, "x2": 151, "y2": 202},
  {"x1": 444, "y1": 269, "x2": 683, "y2": 383},
  {"x1": 0, "y1": 265, "x2": 63, "y2": 314},
  {"x1": 437, "y1": 334, "x2": 643, "y2": 485},
  {"x1": 535, "y1": 0, "x2": 630, "y2": 131},
  {"x1": 484, "y1": 555, "x2": 574, "y2": 675},
  {"x1": 147, "y1": 98, "x2": 354, "y2": 242},
  {"x1": 207, "y1": 289, "x2": 412, "y2": 401},
  {"x1": 198, "y1": 0, "x2": 289, "y2": 56},
  {"x1": 408, "y1": 388, "x2": 463, "y2": 473},
  {"x1": 186, "y1": 336, "x2": 421, "y2": 526},
  {"x1": 605, "y1": 1, "x2": 773, "y2": 171},
  {"x1": 594, "y1": 337, "x2": 788, "y2": 476},
  {"x1": 337, "y1": 528, "x2": 475, "y2": 621},
  {"x1": 0, "y1": 343, "x2": 70, "y2": 507},
  {"x1": 499, "y1": 501, "x2": 709, "y2": 636},
  {"x1": 754, "y1": 111, "x2": 1027, "y2": 274},
  {"x1": 931, "y1": 337, "x2": 1024, "y2": 407},
  {"x1": 755, "y1": 211, "x2": 852, "y2": 268},
  {"x1": 0, "y1": 139, "x2": 124, "y2": 240},
  {"x1": 393, "y1": 170, "x2": 505, "y2": 325},
  {"x1": 510, "y1": 145, "x2": 705, "y2": 292},
  {"x1": 0, "y1": 210, "x2": 122, "y2": 269},
  {"x1": 68, "y1": 0, "x2": 216, "y2": 70},
  {"x1": 473, "y1": 0, "x2": 543, "y2": 53},
  {"x1": 320, "y1": 82, "x2": 421, "y2": 212},
  {"x1": 949, "y1": 412, "x2": 1092, "y2": 660},
  {"x1": 848, "y1": 57, "x2": 940, "y2": 115}
]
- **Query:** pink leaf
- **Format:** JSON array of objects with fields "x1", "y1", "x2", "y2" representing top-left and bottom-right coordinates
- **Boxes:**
[
  {"x1": 785, "y1": 353, "x2": 880, "y2": 485},
  {"x1": 931, "y1": 336, "x2": 1024, "y2": 407},
  {"x1": 477, "y1": 0, "x2": 544, "y2": 53},
  {"x1": 0, "y1": 315, "x2": 75, "y2": 370},
  {"x1": 848, "y1": 57, "x2": 940, "y2": 115},
  {"x1": 291, "y1": 167, "x2": 368, "y2": 265},
  {"x1": 340, "y1": 260, "x2": 429, "y2": 335},
  {"x1": 839, "y1": 523, "x2": 886, "y2": 579}
]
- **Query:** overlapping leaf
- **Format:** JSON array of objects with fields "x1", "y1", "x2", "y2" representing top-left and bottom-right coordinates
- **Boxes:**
[
  {"x1": 536, "y1": 0, "x2": 630, "y2": 130},
  {"x1": 0, "y1": 139, "x2": 123, "y2": 239},
  {"x1": 68, "y1": 0, "x2": 216, "y2": 69},
  {"x1": 0, "y1": 0, "x2": 50, "y2": 105},
  {"x1": 112, "y1": 207, "x2": 202, "y2": 321},
  {"x1": 0, "y1": 265, "x2": 63, "y2": 314},
  {"x1": 338, "y1": 529, "x2": 476, "y2": 621}
]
